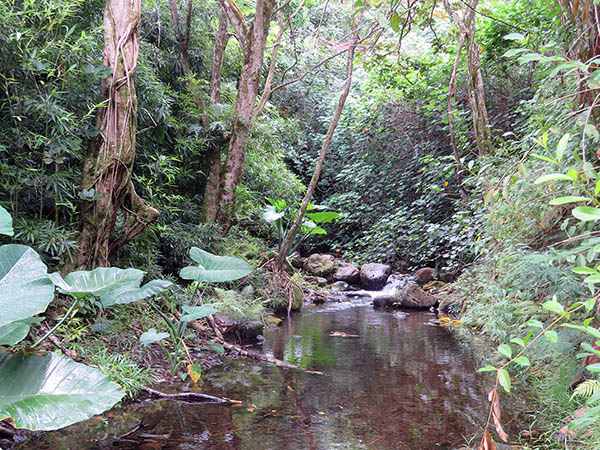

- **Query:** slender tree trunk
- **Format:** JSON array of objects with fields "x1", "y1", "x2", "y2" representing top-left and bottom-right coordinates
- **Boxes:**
[
  {"x1": 216, "y1": 0, "x2": 275, "y2": 230},
  {"x1": 168, "y1": 0, "x2": 193, "y2": 75},
  {"x1": 443, "y1": 0, "x2": 492, "y2": 157},
  {"x1": 203, "y1": 5, "x2": 230, "y2": 222},
  {"x1": 275, "y1": 16, "x2": 360, "y2": 269},
  {"x1": 464, "y1": 8, "x2": 492, "y2": 157},
  {"x1": 447, "y1": 32, "x2": 468, "y2": 203},
  {"x1": 78, "y1": 0, "x2": 158, "y2": 269}
]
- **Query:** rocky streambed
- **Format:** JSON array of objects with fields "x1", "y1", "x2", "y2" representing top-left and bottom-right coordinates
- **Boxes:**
[
  {"x1": 21, "y1": 255, "x2": 510, "y2": 450},
  {"x1": 293, "y1": 253, "x2": 460, "y2": 313}
]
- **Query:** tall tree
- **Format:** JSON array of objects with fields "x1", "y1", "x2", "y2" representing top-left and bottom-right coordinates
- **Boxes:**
[
  {"x1": 443, "y1": 0, "x2": 492, "y2": 157},
  {"x1": 203, "y1": 5, "x2": 231, "y2": 222},
  {"x1": 78, "y1": 0, "x2": 158, "y2": 269},
  {"x1": 276, "y1": 13, "x2": 361, "y2": 269},
  {"x1": 214, "y1": 0, "x2": 276, "y2": 231}
]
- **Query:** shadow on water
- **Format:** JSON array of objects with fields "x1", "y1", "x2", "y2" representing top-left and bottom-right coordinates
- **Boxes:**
[{"x1": 24, "y1": 304, "x2": 502, "y2": 449}]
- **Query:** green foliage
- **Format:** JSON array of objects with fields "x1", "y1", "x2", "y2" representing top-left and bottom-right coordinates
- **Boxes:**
[
  {"x1": 0, "y1": 206, "x2": 14, "y2": 237},
  {"x1": 180, "y1": 247, "x2": 254, "y2": 283},
  {"x1": 0, "y1": 350, "x2": 124, "y2": 431},
  {"x1": 0, "y1": 244, "x2": 54, "y2": 330},
  {"x1": 205, "y1": 288, "x2": 265, "y2": 322},
  {"x1": 571, "y1": 380, "x2": 600, "y2": 401},
  {"x1": 262, "y1": 198, "x2": 340, "y2": 253}
]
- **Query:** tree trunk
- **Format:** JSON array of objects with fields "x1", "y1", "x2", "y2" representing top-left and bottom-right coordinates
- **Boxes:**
[
  {"x1": 447, "y1": 32, "x2": 468, "y2": 203},
  {"x1": 443, "y1": 0, "x2": 492, "y2": 157},
  {"x1": 167, "y1": 0, "x2": 193, "y2": 75},
  {"x1": 203, "y1": 5, "x2": 230, "y2": 222},
  {"x1": 464, "y1": 7, "x2": 492, "y2": 157},
  {"x1": 276, "y1": 15, "x2": 361, "y2": 269},
  {"x1": 77, "y1": 0, "x2": 158, "y2": 269},
  {"x1": 216, "y1": 0, "x2": 275, "y2": 230}
]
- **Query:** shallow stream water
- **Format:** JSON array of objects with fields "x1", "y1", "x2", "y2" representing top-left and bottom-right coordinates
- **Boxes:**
[{"x1": 25, "y1": 301, "x2": 502, "y2": 449}]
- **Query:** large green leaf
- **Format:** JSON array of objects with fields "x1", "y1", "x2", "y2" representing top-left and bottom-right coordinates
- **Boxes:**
[
  {"x1": 180, "y1": 247, "x2": 254, "y2": 283},
  {"x1": 0, "y1": 318, "x2": 44, "y2": 346},
  {"x1": 0, "y1": 323, "x2": 30, "y2": 346},
  {"x1": 573, "y1": 206, "x2": 600, "y2": 222},
  {"x1": 0, "y1": 206, "x2": 13, "y2": 237},
  {"x1": 50, "y1": 267, "x2": 144, "y2": 299},
  {"x1": 100, "y1": 279, "x2": 173, "y2": 307},
  {"x1": 0, "y1": 245, "x2": 54, "y2": 329},
  {"x1": 305, "y1": 211, "x2": 340, "y2": 223},
  {"x1": 0, "y1": 350, "x2": 124, "y2": 431},
  {"x1": 139, "y1": 328, "x2": 170, "y2": 345},
  {"x1": 180, "y1": 305, "x2": 219, "y2": 322}
]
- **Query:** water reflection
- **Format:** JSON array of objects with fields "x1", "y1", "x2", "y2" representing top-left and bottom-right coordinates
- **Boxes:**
[{"x1": 24, "y1": 305, "x2": 494, "y2": 449}]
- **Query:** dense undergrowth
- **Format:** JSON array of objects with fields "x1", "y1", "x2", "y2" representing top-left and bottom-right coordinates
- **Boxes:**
[{"x1": 2, "y1": 0, "x2": 600, "y2": 447}]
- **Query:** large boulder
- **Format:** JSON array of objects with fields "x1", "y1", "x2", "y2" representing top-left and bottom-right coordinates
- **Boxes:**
[
  {"x1": 360, "y1": 263, "x2": 391, "y2": 290},
  {"x1": 334, "y1": 263, "x2": 360, "y2": 284},
  {"x1": 304, "y1": 254, "x2": 335, "y2": 277},
  {"x1": 398, "y1": 282, "x2": 438, "y2": 308}
]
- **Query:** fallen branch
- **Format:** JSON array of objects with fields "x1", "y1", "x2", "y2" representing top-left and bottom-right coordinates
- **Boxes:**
[
  {"x1": 220, "y1": 340, "x2": 321, "y2": 374},
  {"x1": 141, "y1": 386, "x2": 233, "y2": 403}
]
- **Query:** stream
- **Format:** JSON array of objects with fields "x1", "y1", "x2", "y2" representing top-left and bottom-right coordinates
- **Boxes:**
[{"x1": 23, "y1": 300, "x2": 502, "y2": 449}]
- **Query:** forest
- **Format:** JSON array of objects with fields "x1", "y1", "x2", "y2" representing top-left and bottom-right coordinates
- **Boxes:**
[{"x1": 1, "y1": 0, "x2": 600, "y2": 448}]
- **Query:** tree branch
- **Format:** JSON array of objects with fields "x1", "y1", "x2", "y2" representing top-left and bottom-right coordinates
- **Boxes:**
[{"x1": 218, "y1": 0, "x2": 249, "y2": 49}]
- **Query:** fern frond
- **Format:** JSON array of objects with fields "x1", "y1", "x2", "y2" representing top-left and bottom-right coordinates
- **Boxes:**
[{"x1": 571, "y1": 380, "x2": 600, "y2": 401}]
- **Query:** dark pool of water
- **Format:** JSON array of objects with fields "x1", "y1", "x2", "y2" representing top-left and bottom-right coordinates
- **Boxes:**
[{"x1": 23, "y1": 302, "x2": 501, "y2": 449}]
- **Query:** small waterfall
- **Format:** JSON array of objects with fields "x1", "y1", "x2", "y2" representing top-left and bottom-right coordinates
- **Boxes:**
[{"x1": 347, "y1": 274, "x2": 407, "y2": 300}]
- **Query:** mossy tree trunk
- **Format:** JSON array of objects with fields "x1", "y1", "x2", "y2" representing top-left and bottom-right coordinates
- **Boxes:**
[{"x1": 78, "y1": 0, "x2": 158, "y2": 269}]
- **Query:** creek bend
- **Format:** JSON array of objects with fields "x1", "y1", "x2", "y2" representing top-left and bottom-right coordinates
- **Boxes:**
[{"x1": 27, "y1": 301, "x2": 496, "y2": 449}]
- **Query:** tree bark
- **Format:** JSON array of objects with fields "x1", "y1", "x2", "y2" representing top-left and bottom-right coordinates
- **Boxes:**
[
  {"x1": 78, "y1": 0, "x2": 158, "y2": 269},
  {"x1": 443, "y1": 0, "x2": 492, "y2": 157},
  {"x1": 216, "y1": 0, "x2": 275, "y2": 231},
  {"x1": 167, "y1": 0, "x2": 193, "y2": 75},
  {"x1": 203, "y1": 5, "x2": 230, "y2": 222},
  {"x1": 447, "y1": 32, "x2": 468, "y2": 203},
  {"x1": 275, "y1": 15, "x2": 361, "y2": 269}
]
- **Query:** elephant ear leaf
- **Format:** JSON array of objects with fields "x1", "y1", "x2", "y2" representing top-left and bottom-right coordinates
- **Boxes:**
[
  {"x1": 50, "y1": 267, "x2": 144, "y2": 299},
  {"x1": 0, "y1": 206, "x2": 13, "y2": 237},
  {"x1": 0, "y1": 244, "x2": 54, "y2": 329},
  {"x1": 180, "y1": 247, "x2": 254, "y2": 283},
  {"x1": 100, "y1": 279, "x2": 173, "y2": 307},
  {"x1": 0, "y1": 350, "x2": 124, "y2": 431}
]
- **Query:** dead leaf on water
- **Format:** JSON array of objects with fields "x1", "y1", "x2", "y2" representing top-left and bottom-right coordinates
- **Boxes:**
[{"x1": 329, "y1": 331, "x2": 359, "y2": 338}]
